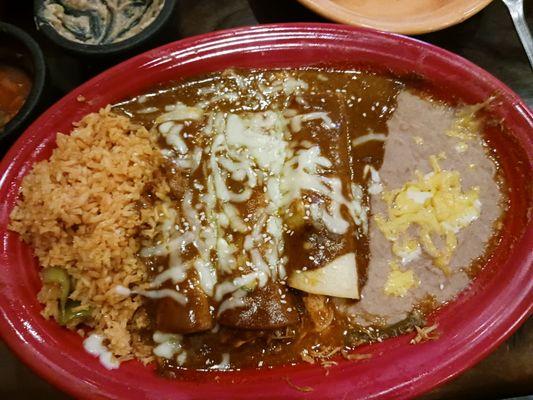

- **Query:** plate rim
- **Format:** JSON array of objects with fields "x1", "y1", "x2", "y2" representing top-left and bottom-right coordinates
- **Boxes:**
[
  {"x1": 0, "y1": 23, "x2": 531, "y2": 400},
  {"x1": 296, "y1": 0, "x2": 494, "y2": 35}
]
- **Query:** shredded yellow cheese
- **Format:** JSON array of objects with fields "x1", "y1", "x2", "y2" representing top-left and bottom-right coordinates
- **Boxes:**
[
  {"x1": 384, "y1": 261, "x2": 418, "y2": 297},
  {"x1": 446, "y1": 103, "x2": 484, "y2": 141},
  {"x1": 375, "y1": 155, "x2": 481, "y2": 274},
  {"x1": 413, "y1": 136, "x2": 424, "y2": 145}
]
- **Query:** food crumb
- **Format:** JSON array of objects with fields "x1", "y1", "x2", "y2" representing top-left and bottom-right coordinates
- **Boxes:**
[
  {"x1": 320, "y1": 360, "x2": 338, "y2": 368},
  {"x1": 76, "y1": 95, "x2": 86, "y2": 102},
  {"x1": 300, "y1": 350, "x2": 315, "y2": 364},
  {"x1": 283, "y1": 377, "x2": 314, "y2": 393},
  {"x1": 410, "y1": 324, "x2": 440, "y2": 344},
  {"x1": 341, "y1": 350, "x2": 372, "y2": 361}
]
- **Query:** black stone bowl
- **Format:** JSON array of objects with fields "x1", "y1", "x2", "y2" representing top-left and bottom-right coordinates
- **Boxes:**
[
  {"x1": 0, "y1": 22, "x2": 46, "y2": 144},
  {"x1": 33, "y1": 0, "x2": 177, "y2": 57}
]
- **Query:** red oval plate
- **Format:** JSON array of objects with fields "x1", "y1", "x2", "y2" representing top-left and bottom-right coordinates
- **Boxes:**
[{"x1": 0, "y1": 24, "x2": 532, "y2": 400}]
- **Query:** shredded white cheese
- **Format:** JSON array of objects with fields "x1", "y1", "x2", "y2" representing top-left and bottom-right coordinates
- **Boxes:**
[{"x1": 139, "y1": 73, "x2": 368, "y2": 309}]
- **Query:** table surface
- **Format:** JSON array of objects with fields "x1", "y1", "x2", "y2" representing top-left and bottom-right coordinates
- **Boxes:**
[{"x1": 0, "y1": 1, "x2": 531, "y2": 399}]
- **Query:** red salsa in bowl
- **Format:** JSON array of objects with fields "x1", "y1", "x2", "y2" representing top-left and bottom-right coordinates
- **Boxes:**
[
  {"x1": 0, "y1": 22, "x2": 45, "y2": 142},
  {"x1": 0, "y1": 64, "x2": 32, "y2": 129}
]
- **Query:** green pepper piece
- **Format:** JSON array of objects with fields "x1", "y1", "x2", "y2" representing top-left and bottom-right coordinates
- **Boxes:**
[
  {"x1": 59, "y1": 300, "x2": 92, "y2": 326},
  {"x1": 41, "y1": 267, "x2": 70, "y2": 312}
]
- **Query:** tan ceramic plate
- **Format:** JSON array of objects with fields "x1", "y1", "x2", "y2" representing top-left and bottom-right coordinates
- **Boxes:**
[{"x1": 297, "y1": 0, "x2": 493, "y2": 35}]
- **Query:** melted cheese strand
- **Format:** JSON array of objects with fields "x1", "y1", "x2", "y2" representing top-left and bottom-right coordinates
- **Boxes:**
[
  {"x1": 83, "y1": 334, "x2": 120, "y2": 370},
  {"x1": 153, "y1": 332, "x2": 183, "y2": 359},
  {"x1": 280, "y1": 146, "x2": 362, "y2": 235},
  {"x1": 140, "y1": 231, "x2": 194, "y2": 257},
  {"x1": 151, "y1": 265, "x2": 188, "y2": 287},
  {"x1": 114, "y1": 285, "x2": 187, "y2": 305},
  {"x1": 352, "y1": 133, "x2": 387, "y2": 147},
  {"x1": 217, "y1": 289, "x2": 247, "y2": 316}
]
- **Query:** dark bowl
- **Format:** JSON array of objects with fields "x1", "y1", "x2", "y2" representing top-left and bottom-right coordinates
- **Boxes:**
[
  {"x1": 33, "y1": 0, "x2": 177, "y2": 57},
  {"x1": 0, "y1": 22, "x2": 46, "y2": 143}
]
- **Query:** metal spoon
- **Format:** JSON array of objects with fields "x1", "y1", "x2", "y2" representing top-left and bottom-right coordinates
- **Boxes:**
[{"x1": 502, "y1": 0, "x2": 533, "y2": 69}]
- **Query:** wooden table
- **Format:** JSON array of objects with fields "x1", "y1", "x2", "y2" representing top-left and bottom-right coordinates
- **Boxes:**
[{"x1": 0, "y1": 1, "x2": 531, "y2": 399}]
